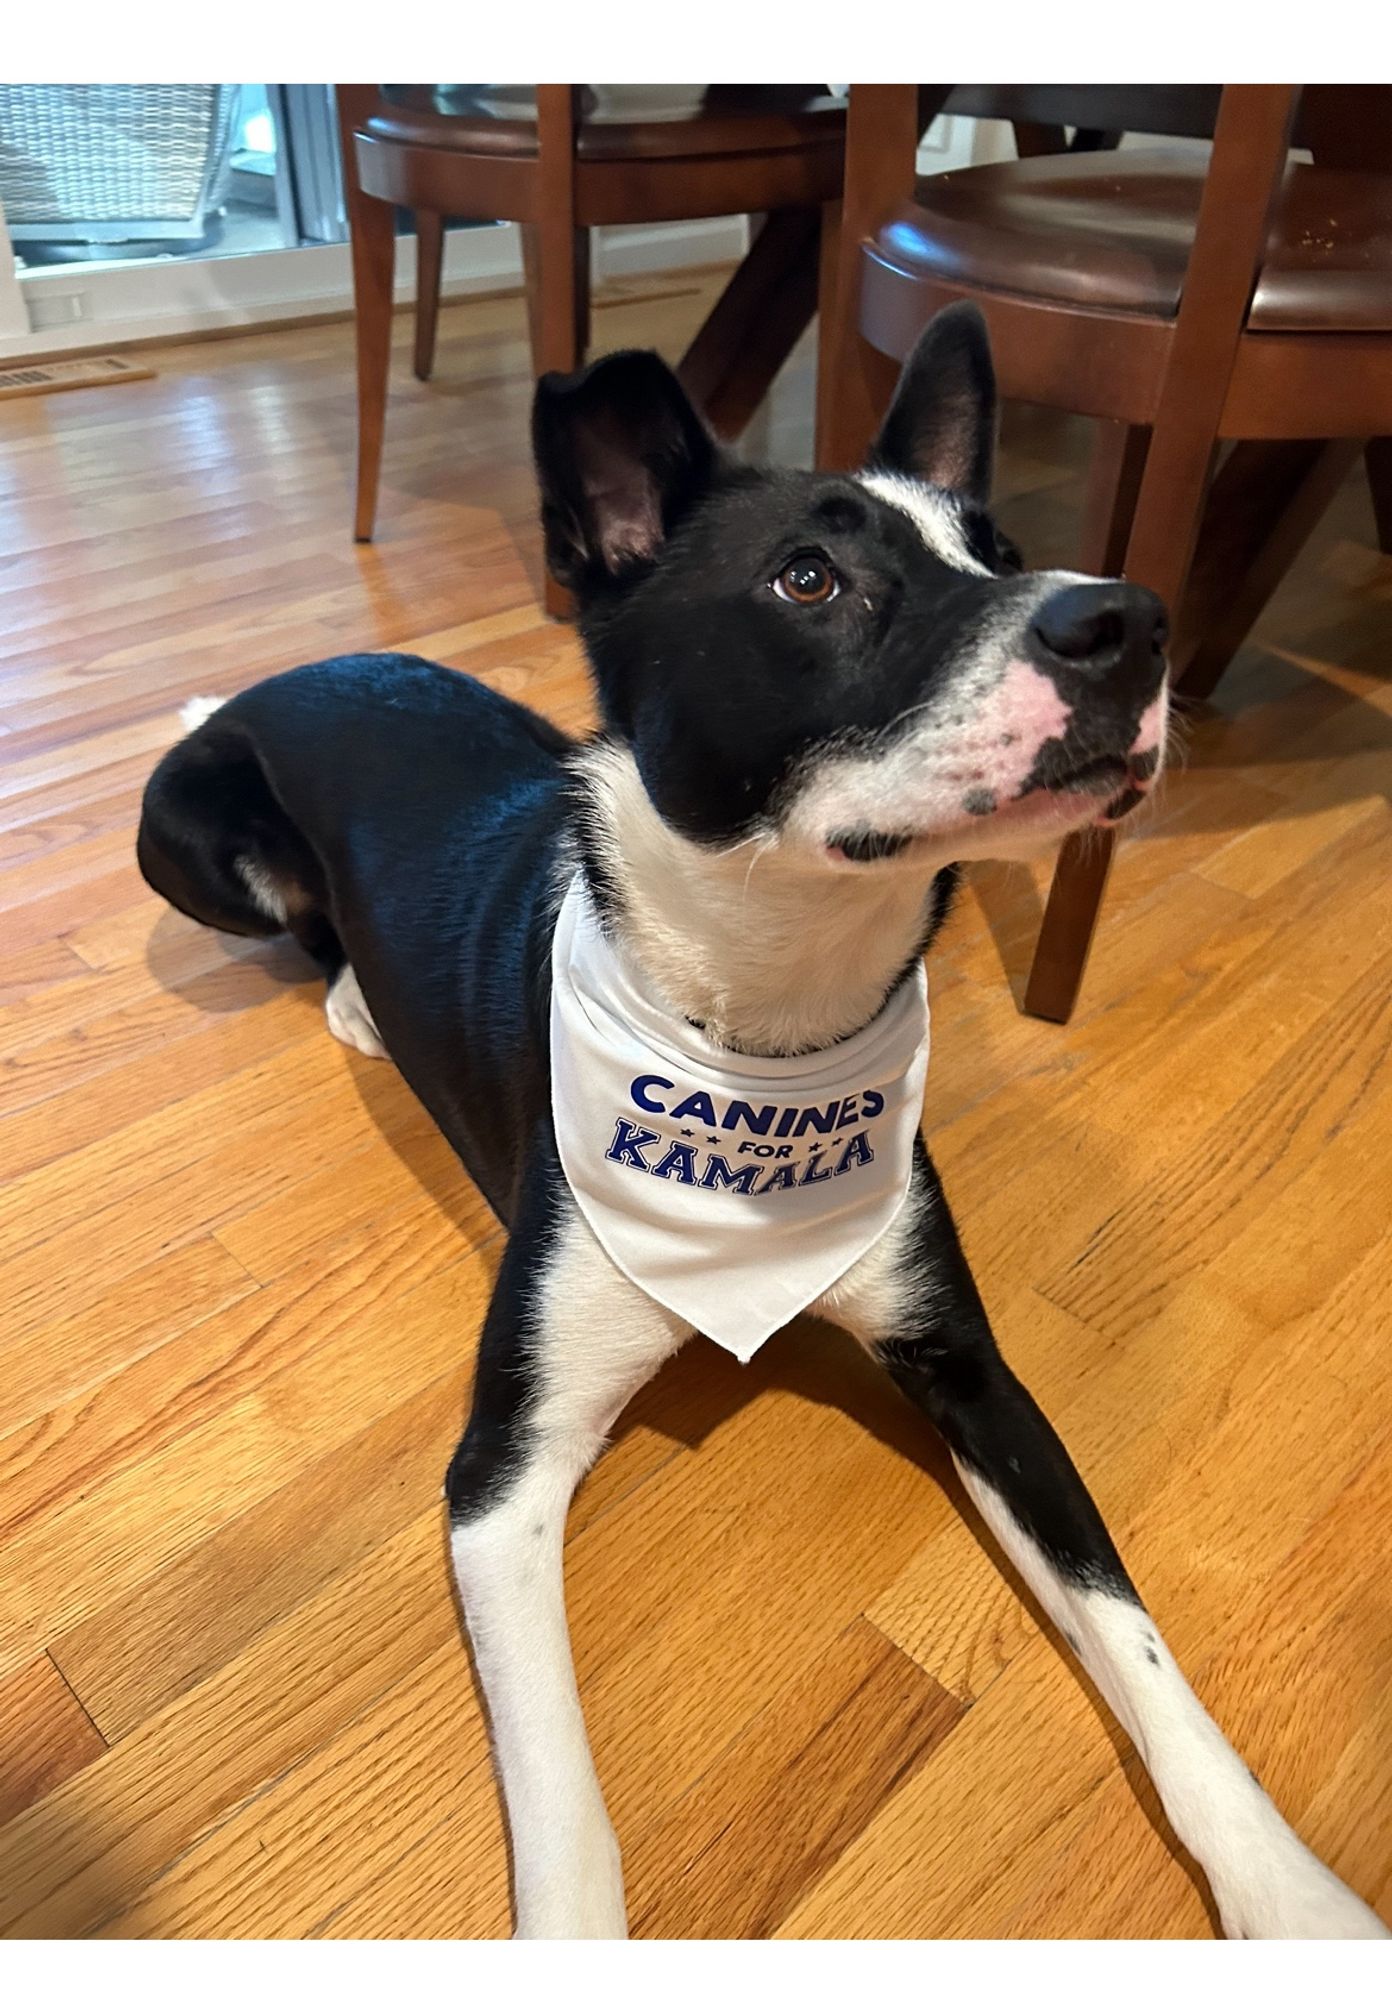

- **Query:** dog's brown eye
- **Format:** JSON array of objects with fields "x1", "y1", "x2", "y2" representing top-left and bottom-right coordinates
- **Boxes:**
[{"x1": 772, "y1": 554, "x2": 839, "y2": 605}]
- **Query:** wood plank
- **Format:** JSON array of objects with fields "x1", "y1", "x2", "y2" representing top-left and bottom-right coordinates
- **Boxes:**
[
  {"x1": 2, "y1": 1233, "x2": 259, "y2": 1442},
  {"x1": 626, "y1": 1619, "x2": 962, "y2": 1939},
  {"x1": 0, "y1": 1655, "x2": 106, "y2": 1824},
  {"x1": 0, "y1": 1226, "x2": 501, "y2": 1678},
  {"x1": 773, "y1": 1628, "x2": 1128, "y2": 1939},
  {"x1": 51, "y1": 1371, "x2": 471, "y2": 1742},
  {"x1": 0, "y1": 1515, "x2": 462, "y2": 1938},
  {"x1": 1041, "y1": 948, "x2": 1392, "y2": 1334},
  {"x1": 0, "y1": 937, "x2": 88, "y2": 1009}
]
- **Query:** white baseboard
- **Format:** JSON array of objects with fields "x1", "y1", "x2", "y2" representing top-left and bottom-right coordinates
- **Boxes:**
[
  {"x1": 593, "y1": 215, "x2": 747, "y2": 279},
  {"x1": 0, "y1": 214, "x2": 747, "y2": 364}
]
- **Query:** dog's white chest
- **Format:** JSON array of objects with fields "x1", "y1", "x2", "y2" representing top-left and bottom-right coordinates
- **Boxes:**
[{"x1": 549, "y1": 873, "x2": 929, "y2": 1360}]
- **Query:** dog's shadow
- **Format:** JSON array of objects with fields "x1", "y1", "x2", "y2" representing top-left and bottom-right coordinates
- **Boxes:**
[{"x1": 144, "y1": 920, "x2": 323, "y2": 1012}]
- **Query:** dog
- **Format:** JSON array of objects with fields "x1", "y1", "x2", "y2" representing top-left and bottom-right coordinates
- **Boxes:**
[{"x1": 136, "y1": 305, "x2": 1387, "y2": 1940}]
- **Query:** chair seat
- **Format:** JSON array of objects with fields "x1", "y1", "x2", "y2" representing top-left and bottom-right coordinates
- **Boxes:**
[
  {"x1": 876, "y1": 149, "x2": 1392, "y2": 333},
  {"x1": 367, "y1": 85, "x2": 845, "y2": 164}
]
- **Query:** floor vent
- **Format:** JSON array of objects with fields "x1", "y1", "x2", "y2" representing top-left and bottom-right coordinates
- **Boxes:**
[{"x1": 0, "y1": 353, "x2": 155, "y2": 400}]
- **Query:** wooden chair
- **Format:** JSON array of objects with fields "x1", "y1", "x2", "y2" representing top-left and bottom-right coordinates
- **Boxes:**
[
  {"x1": 819, "y1": 84, "x2": 1392, "y2": 1021},
  {"x1": 948, "y1": 85, "x2": 1392, "y2": 553},
  {"x1": 335, "y1": 84, "x2": 846, "y2": 613}
]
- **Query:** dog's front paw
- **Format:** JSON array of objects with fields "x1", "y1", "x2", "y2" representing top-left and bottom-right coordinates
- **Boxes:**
[{"x1": 1214, "y1": 1847, "x2": 1390, "y2": 1940}]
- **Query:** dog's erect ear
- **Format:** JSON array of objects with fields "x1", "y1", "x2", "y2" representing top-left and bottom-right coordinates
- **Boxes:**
[
  {"x1": 868, "y1": 302, "x2": 997, "y2": 504},
  {"x1": 532, "y1": 350, "x2": 717, "y2": 589}
]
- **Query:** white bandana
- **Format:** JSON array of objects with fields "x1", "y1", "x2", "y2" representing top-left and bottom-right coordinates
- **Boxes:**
[{"x1": 549, "y1": 873, "x2": 929, "y2": 1360}]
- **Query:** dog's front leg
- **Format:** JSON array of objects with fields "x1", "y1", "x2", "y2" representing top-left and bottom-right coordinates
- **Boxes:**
[
  {"x1": 447, "y1": 1150, "x2": 690, "y2": 1939},
  {"x1": 820, "y1": 1143, "x2": 1387, "y2": 1940}
]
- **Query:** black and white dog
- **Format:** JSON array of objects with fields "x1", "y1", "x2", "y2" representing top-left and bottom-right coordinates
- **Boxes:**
[{"x1": 138, "y1": 307, "x2": 1386, "y2": 1940}]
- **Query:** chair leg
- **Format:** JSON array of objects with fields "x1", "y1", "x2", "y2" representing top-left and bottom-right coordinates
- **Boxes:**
[
  {"x1": 520, "y1": 220, "x2": 588, "y2": 619},
  {"x1": 1017, "y1": 421, "x2": 1152, "y2": 1022},
  {"x1": 677, "y1": 208, "x2": 821, "y2": 440},
  {"x1": 1069, "y1": 127, "x2": 1121, "y2": 153},
  {"x1": 1365, "y1": 437, "x2": 1392, "y2": 556},
  {"x1": 812, "y1": 199, "x2": 842, "y2": 461},
  {"x1": 414, "y1": 211, "x2": 444, "y2": 382},
  {"x1": 1012, "y1": 120, "x2": 1068, "y2": 157},
  {"x1": 1023, "y1": 429, "x2": 1221, "y2": 1022},
  {"x1": 1022, "y1": 831, "x2": 1117, "y2": 1024},
  {"x1": 344, "y1": 183, "x2": 396, "y2": 543},
  {"x1": 573, "y1": 227, "x2": 591, "y2": 359},
  {"x1": 814, "y1": 314, "x2": 898, "y2": 472},
  {"x1": 815, "y1": 86, "x2": 932, "y2": 473},
  {"x1": 1172, "y1": 437, "x2": 1362, "y2": 702},
  {"x1": 1079, "y1": 421, "x2": 1149, "y2": 575},
  {"x1": 519, "y1": 223, "x2": 544, "y2": 373},
  {"x1": 519, "y1": 222, "x2": 588, "y2": 381}
]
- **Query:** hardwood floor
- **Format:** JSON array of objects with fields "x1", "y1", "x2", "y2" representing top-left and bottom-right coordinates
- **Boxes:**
[{"x1": 1, "y1": 271, "x2": 1389, "y2": 1940}]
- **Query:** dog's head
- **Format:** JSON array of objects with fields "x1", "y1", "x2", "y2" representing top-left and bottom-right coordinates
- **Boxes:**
[{"x1": 533, "y1": 304, "x2": 1167, "y2": 872}]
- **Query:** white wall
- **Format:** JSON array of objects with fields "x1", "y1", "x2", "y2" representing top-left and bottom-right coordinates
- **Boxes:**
[{"x1": 0, "y1": 214, "x2": 748, "y2": 363}]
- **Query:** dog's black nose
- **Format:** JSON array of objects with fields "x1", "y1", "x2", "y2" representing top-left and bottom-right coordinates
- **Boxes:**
[{"x1": 1031, "y1": 583, "x2": 1168, "y2": 671}]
